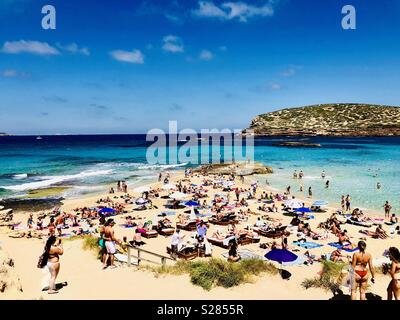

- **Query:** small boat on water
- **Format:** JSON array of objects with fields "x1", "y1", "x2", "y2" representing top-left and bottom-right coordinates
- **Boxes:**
[{"x1": 36, "y1": 136, "x2": 43, "y2": 140}]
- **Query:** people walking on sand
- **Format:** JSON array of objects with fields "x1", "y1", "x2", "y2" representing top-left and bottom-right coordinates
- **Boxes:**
[
  {"x1": 158, "y1": 173, "x2": 162, "y2": 182},
  {"x1": 385, "y1": 247, "x2": 400, "y2": 300},
  {"x1": 117, "y1": 181, "x2": 121, "y2": 192},
  {"x1": 351, "y1": 241, "x2": 375, "y2": 300},
  {"x1": 345, "y1": 195, "x2": 351, "y2": 212},
  {"x1": 55, "y1": 213, "x2": 64, "y2": 236},
  {"x1": 102, "y1": 219, "x2": 120, "y2": 269},
  {"x1": 286, "y1": 186, "x2": 291, "y2": 195},
  {"x1": 341, "y1": 196, "x2": 345, "y2": 212},
  {"x1": 308, "y1": 186, "x2": 312, "y2": 198},
  {"x1": 44, "y1": 235, "x2": 64, "y2": 294},
  {"x1": 384, "y1": 201, "x2": 392, "y2": 219}
]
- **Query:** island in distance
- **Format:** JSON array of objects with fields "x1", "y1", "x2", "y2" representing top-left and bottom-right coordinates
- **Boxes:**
[{"x1": 244, "y1": 103, "x2": 400, "y2": 137}]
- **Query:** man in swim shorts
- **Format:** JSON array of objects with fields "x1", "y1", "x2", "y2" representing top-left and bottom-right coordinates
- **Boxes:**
[{"x1": 103, "y1": 219, "x2": 120, "y2": 269}]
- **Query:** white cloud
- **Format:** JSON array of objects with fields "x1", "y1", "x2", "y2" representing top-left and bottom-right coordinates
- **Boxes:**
[
  {"x1": 110, "y1": 49, "x2": 144, "y2": 64},
  {"x1": 280, "y1": 65, "x2": 303, "y2": 77},
  {"x1": 199, "y1": 49, "x2": 214, "y2": 61},
  {"x1": 1, "y1": 69, "x2": 30, "y2": 78},
  {"x1": 1, "y1": 40, "x2": 60, "y2": 55},
  {"x1": 270, "y1": 83, "x2": 281, "y2": 90},
  {"x1": 162, "y1": 35, "x2": 184, "y2": 53},
  {"x1": 193, "y1": 1, "x2": 275, "y2": 22},
  {"x1": 56, "y1": 43, "x2": 90, "y2": 56}
]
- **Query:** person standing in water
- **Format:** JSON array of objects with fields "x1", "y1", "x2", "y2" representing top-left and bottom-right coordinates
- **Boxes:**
[
  {"x1": 308, "y1": 187, "x2": 312, "y2": 198},
  {"x1": 299, "y1": 170, "x2": 304, "y2": 179},
  {"x1": 325, "y1": 180, "x2": 330, "y2": 189},
  {"x1": 377, "y1": 182, "x2": 381, "y2": 190},
  {"x1": 321, "y1": 170, "x2": 326, "y2": 179}
]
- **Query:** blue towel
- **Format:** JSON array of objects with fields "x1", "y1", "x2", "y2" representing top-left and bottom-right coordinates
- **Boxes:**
[
  {"x1": 328, "y1": 242, "x2": 359, "y2": 252},
  {"x1": 293, "y1": 241, "x2": 323, "y2": 249}
]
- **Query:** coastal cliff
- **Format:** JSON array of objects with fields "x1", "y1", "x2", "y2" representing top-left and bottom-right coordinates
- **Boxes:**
[{"x1": 244, "y1": 103, "x2": 400, "y2": 137}]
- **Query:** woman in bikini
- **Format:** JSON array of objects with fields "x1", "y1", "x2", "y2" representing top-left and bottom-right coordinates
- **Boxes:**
[
  {"x1": 45, "y1": 236, "x2": 63, "y2": 294},
  {"x1": 351, "y1": 241, "x2": 375, "y2": 300},
  {"x1": 386, "y1": 247, "x2": 400, "y2": 300}
]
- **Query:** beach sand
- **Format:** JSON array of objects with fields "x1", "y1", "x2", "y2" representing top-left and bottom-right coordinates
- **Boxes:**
[{"x1": 0, "y1": 171, "x2": 396, "y2": 300}]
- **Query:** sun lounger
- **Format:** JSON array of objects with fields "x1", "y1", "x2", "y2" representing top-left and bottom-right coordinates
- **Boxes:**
[
  {"x1": 176, "y1": 221, "x2": 197, "y2": 231},
  {"x1": 141, "y1": 229, "x2": 158, "y2": 238},
  {"x1": 166, "y1": 246, "x2": 198, "y2": 260},
  {"x1": 208, "y1": 217, "x2": 239, "y2": 225},
  {"x1": 253, "y1": 226, "x2": 287, "y2": 238},
  {"x1": 157, "y1": 227, "x2": 175, "y2": 236}
]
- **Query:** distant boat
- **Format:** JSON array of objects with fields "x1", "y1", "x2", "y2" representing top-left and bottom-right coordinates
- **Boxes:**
[{"x1": 36, "y1": 136, "x2": 43, "y2": 140}]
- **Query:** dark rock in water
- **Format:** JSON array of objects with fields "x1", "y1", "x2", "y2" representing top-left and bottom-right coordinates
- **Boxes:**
[
  {"x1": 273, "y1": 141, "x2": 321, "y2": 148},
  {"x1": 0, "y1": 197, "x2": 64, "y2": 212}
]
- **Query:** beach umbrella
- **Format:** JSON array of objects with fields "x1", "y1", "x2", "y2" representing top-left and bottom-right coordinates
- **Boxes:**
[
  {"x1": 169, "y1": 192, "x2": 188, "y2": 200},
  {"x1": 265, "y1": 249, "x2": 298, "y2": 264},
  {"x1": 295, "y1": 207, "x2": 312, "y2": 213},
  {"x1": 162, "y1": 183, "x2": 177, "y2": 190},
  {"x1": 135, "y1": 198, "x2": 148, "y2": 205},
  {"x1": 98, "y1": 207, "x2": 116, "y2": 214},
  {"x1": 184, "y1": 200, "x2": 200, "y2": 207},
  {"x1": 284, "y1": 199, "x2": 303, "y2": 209},
  {"x1": 133, "y1": 186, "x2": 150, "y2": 193},
  {"x1": 312, "y1": 200, "x2": 329, "y2": 207}
]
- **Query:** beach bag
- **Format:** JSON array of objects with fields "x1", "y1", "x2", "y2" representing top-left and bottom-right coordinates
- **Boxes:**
[
  {"x1": 37, "y1": 252, "x2": 48, "y2": 269},
  {"x1": 280, "y1": 269, "x2": 292, "y2": 280}
]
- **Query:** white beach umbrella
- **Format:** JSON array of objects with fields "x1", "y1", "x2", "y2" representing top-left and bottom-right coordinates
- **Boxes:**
[
  {"x1": 284, "y1": 198, "x2": 303, "y2": 209},
  {"x1": 169, "y1": 192, "x2": 188, "y2": 200},
  {"x1": 133, "y1": 186, "x2": 150, "y2": 193}
]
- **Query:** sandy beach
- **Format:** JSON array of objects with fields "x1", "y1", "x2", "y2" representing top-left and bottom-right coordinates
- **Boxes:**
[{"x1": 0, "y1": 169, "x2": 397, "y2": 300}]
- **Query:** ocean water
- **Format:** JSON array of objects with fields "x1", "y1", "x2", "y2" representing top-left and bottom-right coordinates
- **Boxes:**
[{"x1": 0, "y1": 134, "x2": 399, "y2": 214}]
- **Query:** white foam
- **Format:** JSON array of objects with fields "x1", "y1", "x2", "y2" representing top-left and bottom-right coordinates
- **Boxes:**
[
  {"x1": 137, "y1": 162, "x2": 188, "y2": 170},
  {"x1": 2, "y1": 169, "x2": 114, "y2": 191},
  {"x1": 12, "y1": 174, "x2": 28, "y2": 180}
]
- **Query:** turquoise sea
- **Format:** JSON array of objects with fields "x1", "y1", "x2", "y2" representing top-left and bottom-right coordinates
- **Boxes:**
[{"x1": 0, "y1": 134, "x2": 399, "y2": 214}]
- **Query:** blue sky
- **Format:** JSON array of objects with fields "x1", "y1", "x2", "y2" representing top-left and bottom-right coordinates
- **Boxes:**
[{"x1": 0, "y1": 0, "x2": 399, "y2": 134}]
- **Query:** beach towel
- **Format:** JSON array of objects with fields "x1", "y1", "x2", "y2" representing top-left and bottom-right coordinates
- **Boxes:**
[
  {"x1": 161, "y1": 211, "x2": 176, "y2": 216},
  {"x1": 328, "y1": 242, "x2": 359, "y2": 252},
  {"x1": 293, "y1": 241, "x2": 323, "y2": 249},
  {"x1": 221, "y1": 248, "x2": 262, "y2": 260}
]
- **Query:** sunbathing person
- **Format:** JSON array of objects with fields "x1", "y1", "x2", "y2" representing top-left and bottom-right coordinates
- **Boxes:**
[
  {"x1": 375, "y1": 224, "x2": 388, "y2": 239},
  {"x1": 211, "y1": 229, "x2": 226, "y2": 240},
  {"x1": 330, "y1": 249, "x2": 348, "y2": 263},
  {"x1": 132, "y1": 229, "x2": 145, "y2": 246}
]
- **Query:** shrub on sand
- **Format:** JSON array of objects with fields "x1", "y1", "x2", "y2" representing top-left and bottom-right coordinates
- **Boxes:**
[
  {"x1": 302, "y1": 260, "x2": 346, "y2": 292},
  {"x1": 146, "y1": 258, "x2": 278, "y2": 291}
]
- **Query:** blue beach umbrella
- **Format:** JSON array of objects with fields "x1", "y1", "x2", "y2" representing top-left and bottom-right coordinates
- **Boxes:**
[
  {"x1": 312, "y1": 200, "x2": 329, "y2": 207},
  {"x1": 295, "y1": 207, "x2": 312, "y2": 213},
  {"x1": 264, "y1": 249, "x2": 298, "y2": 264},
  {"x1": 184, "y1": 200, "x2": 200, "y2": 207},
  {"x1": 98, "y1": 207, "x2": 116, "y2": 214}
]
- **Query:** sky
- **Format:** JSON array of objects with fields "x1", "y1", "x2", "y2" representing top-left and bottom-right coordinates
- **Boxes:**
[{"x1": 0, "y1": 0, "x2": 400, "y2": 134}]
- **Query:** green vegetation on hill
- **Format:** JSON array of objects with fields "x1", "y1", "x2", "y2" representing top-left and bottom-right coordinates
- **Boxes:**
[{"x1": 246, "y1": 103, "x2": 400, "y2": 136}]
